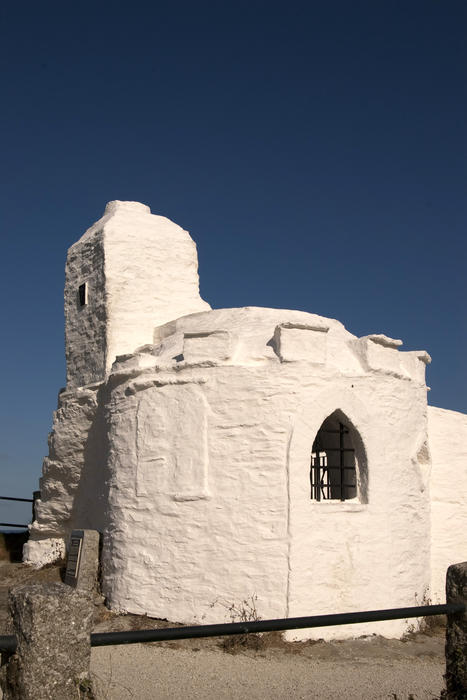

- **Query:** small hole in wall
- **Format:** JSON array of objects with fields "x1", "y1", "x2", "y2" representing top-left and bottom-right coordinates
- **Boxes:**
[{"x1": 78, "y1": 283, "x2": 87, "y2": 307}]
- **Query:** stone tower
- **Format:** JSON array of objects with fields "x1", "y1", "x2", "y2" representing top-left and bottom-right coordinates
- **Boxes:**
[{"x1": 65, "y1": 201, "x2": 211, "y2": 388}]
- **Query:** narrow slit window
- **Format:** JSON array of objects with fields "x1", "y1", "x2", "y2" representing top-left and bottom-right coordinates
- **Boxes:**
[
  {"x1": 310, "y1": 415, "x2": 358, "y2": 501},
  {"x1": 78, "y1": 283, "x2": 87, "y2": 307}
]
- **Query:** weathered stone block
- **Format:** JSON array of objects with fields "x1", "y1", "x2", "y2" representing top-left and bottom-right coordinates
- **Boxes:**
[
  {"x1": 2, "y1": 583, "x2": 93, "y2": 700},
  {"x1": 273, "y1": 323, "x2": 328, "y2": 363},
  {"x1": 183, "y1": 330, "x2": 231, "y2": 363}
]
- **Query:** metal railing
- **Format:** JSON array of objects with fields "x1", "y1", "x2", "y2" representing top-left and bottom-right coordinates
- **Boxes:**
[
  {"x1": 0, "y1": 493, "x2": 39, "y2": 529},
  {"x1": 0, "y1": 602, "x2": 464, "y2": 654}
]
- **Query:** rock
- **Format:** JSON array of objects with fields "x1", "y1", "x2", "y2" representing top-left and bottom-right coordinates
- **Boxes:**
[{"x1": 2, "y1": 583, "x2": 93, "y2": 700}]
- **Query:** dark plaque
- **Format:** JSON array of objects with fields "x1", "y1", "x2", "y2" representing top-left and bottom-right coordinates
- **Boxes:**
[{"x1": 64, "y1": 530, "x2": 84, "y2": 587}]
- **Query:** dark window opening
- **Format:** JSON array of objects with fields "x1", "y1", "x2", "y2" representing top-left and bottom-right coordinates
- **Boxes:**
[
  {"x1": 78, "y1": 283, "x2": 87, "y2": 306},
  {"x1": 310, "y1": 418, "x2": 357, "y2": 501}
]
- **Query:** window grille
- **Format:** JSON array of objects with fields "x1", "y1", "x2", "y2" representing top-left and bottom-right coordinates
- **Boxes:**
[{"x1": 310, "y1": 420, "x2": 357, "y2": 501}]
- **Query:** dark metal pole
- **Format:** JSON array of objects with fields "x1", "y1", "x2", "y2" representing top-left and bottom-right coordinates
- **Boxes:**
[
  {"x1": 90, "y1": 603, "x2": 465, "y2": 648},
  {"x1": 0, "y1": 497, "x2": 33, "y2": 503},
  {"x1": 1, "y1": 603, "x2": 465, "y2": 654}
]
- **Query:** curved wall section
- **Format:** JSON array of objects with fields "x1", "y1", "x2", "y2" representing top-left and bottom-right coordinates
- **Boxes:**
[
  {"x1": 101, "y1": 362, "x2": 291, "y2": 626},
  {"x1": 287, "y1": 383, "x2": 430, "y2": 640},
  {"x1": 428, "y1": 406, "x2": 467, "y2": 601},
  {"x1": 100, "y1": 310, "x2": 432, "y2": 640}
]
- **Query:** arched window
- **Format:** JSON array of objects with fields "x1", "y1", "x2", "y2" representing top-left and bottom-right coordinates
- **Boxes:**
[{"x1": 310, "y1": 411, "x2": 366, "y2": 502}]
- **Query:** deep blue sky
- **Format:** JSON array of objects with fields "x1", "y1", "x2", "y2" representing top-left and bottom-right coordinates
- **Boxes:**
[{"x1": 1, "y1": 1, "x2": 466, "y2": 523}]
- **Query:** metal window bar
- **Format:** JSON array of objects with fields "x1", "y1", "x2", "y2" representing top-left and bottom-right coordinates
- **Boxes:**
[
  {"x1": 339, "y1": 421, "x2": 345, "y2": 500},
  {"x1": 311, "y1": 422, "x2": 356, "y2": 501}
]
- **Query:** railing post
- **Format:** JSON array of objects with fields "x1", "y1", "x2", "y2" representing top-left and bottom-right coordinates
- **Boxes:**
[
  {"x1": 445, "y1": 561, "x2": 467, "y2": 699},
  {"x1": 1, "y1": 583, "x2": 94, "y2": 700}
]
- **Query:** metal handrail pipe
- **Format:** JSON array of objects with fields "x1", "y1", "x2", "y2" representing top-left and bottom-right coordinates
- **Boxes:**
[
  {"x1": 91, "y1": 603, "x2": 465, "y2": 648},
  {"x1": 0, "y1": 523, "x2": 29, "y2": 529},
  {"x1": 0, "y1": 497, "x2": 33, "y2": 503},
  {"x1": 0, "y1": 603, "x2": 464, "y2": 654}
]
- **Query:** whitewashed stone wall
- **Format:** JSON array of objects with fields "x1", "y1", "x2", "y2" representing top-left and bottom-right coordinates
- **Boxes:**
[
  {"x1": 288, "y1": 379, "x2": 430, "y2": 640},
  {"x1": 100, "y1": 307, "x2": 432, "y2": 639},
  {"x1": 428, "y1": 405, "x2": 467, "y2": 601},
  {"x1": 23, "y1": 382, "x2": 108, "y2": 565},
  {"x1": 25, "y1": 201, "x2": 467, "y2": 641},
  {"x1": 65, "y1": 201, "x2": 210, "y2": 388},
  {"x1": 28, "y1": 200, "x2": 210, "y2": 560}
]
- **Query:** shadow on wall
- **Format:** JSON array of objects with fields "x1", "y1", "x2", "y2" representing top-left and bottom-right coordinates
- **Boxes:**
[{"x1": 69, "y1": 385, "x2": 111, "y2": 536}]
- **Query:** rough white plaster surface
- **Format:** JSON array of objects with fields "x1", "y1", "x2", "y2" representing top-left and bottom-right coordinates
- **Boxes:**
[
  {"x1": 22, "y1": 537, "x2": 66, "y2": 567},
  {"x1": 25, "y1": 201, "x2": 467, "y2": 642},
  {"x1": 24, "y1": 382, "x2": 109, "y2": 566},
  {"x1": 428, "y1": 405, "x2": 467, "y2": 601},
  {"x1": 273, "y1": 323, "x2": 328, "y2": 363},
  {"x1": 65, "y1": 201, "x2": 210, "y2": 388},
  {"x1": 97, "y1": 306, "x2": 433, "y2": 640}
]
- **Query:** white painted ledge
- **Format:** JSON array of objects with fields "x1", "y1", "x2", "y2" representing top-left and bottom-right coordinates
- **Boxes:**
[{"x1": 308, "y1": 502, "x2": 368, "y2": 513}]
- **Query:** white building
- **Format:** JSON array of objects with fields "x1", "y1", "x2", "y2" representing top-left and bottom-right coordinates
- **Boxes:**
[{"x1": 24, "y1": 201, "x2": 467, "y2": 640}]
